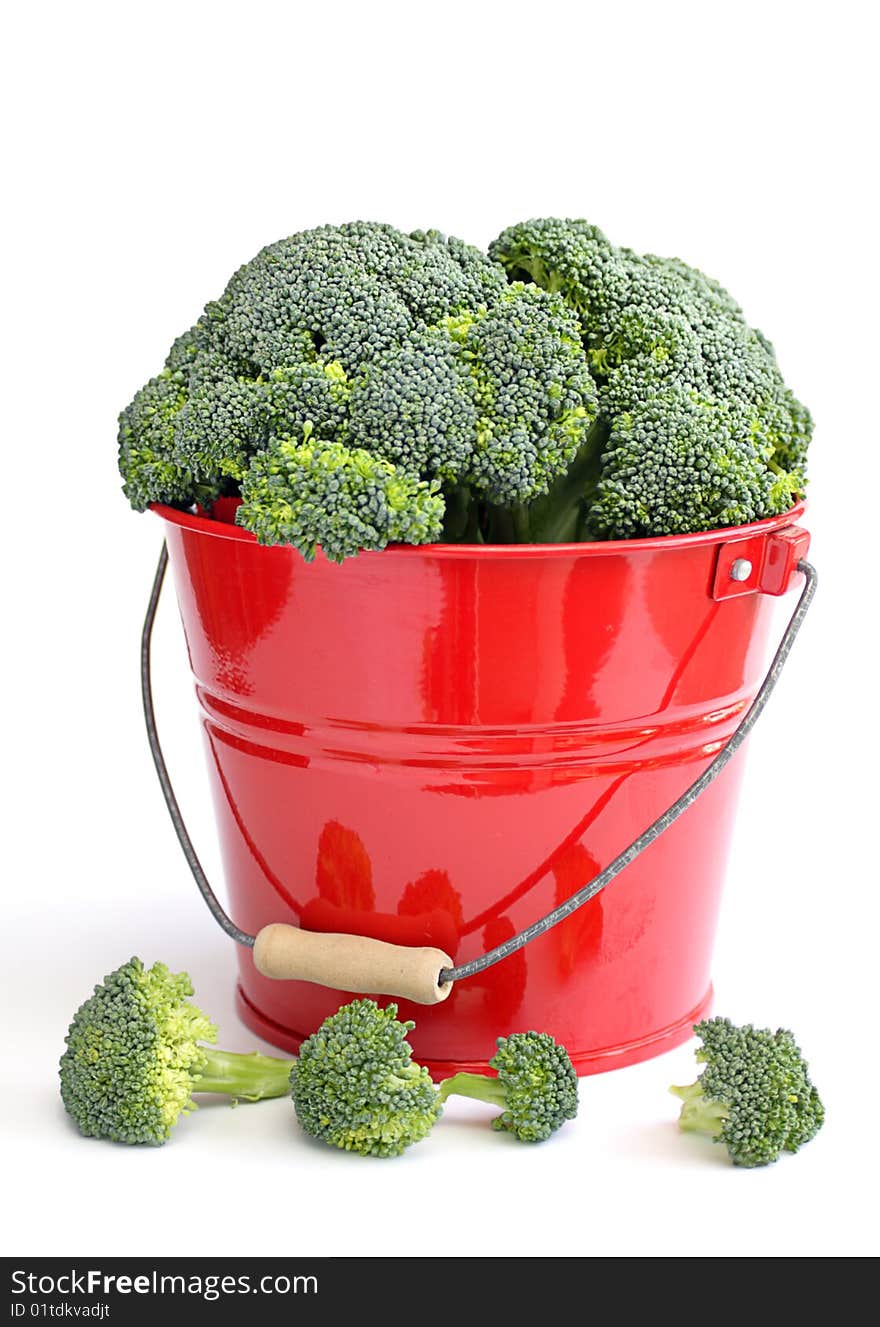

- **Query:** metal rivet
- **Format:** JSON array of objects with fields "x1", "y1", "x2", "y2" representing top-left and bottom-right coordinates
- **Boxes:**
[{"x1": 730, "y1": 558, "x2": 753, "y2": 582}]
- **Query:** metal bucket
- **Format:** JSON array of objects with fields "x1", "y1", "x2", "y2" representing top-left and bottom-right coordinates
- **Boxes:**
[{"x1": 153, "y1": 498, "x2": 809, "y2": 1074}]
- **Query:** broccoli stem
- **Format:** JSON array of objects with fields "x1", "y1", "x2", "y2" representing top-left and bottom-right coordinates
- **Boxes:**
[
  {"x1": 194, "y1": 1048, "x2": 294, "y2": 1101},
  {"x1": 435, "y1": 1071, "x2": 508, "y2": 1108},
  {"x1": 526, "y1": 419, "x2": 609, "y2": 543},
  {"x1": 442, "y1": 483, "x2": 486, "y2": 543},
  {"x1": 441, "y1": 484, "x2": 474, "y2": 541},
  {"x1": 482, "y1": 502, "x2": 525, "y2": 544},
  {"x1": 511, "y1": 504, "x2": 532, "y2": 542},
  {"x1": 669, "y1": 1082, "x2": 729, "y2": 1137}
]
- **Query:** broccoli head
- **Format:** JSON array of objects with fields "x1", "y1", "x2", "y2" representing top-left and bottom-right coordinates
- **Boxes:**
[
  {"x1": 118, "y1": 221, "x2": 600, "y2": 560},
  {"x1": 669, "y1": 1016, "x2": 825, "y2": 1168},
  {"x1": 437, "y1": 286, "x2": 598, "y2": 505},
  {"x1": 59, "y1": 958, "x2": 294, "y2": 1145},
  {"x1": 60, "y1": 965, "x2": 579, "y2": 1157},
  {"x1": 118, "y1": 368, "x2": 193, "y2": 511},
  {"x1": 120, "y1": 217, "x2": 810, "y2": 553},
  {"x1": 290, "y1": 998, "x2": 441, "y2": 1157},
  {"x1": 437, "y1": 1030, "x2": 579, "y2": 1142},
  {"x1": 591, "y1": 387, "x2": 796, "y2": 538},
  {"x1": 489, "y1": 217, "x2": 810, "y2": 538},
  {"x1": 239, "y1": 426, "x2": 445, "y2": 562}
]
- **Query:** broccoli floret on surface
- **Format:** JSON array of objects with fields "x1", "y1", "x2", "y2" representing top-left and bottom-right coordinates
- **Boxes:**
[
  {"x1": 59, "y1": 958, "x2": 294, "y2": 1145},
  {"x1": 290, "y1": 998, "x2": 441, "y2": 1157},
  {"x1": 437, "y1": 1030, "x2": 579, "y2": 1142},
  {"x1": 61, "y1": 968, "x2": 580, "y2": 1157},
  {"x1": 669, "y1": 1016, "x2": 824, "y2": 1168},
  {"x1": 291, "y1": 1006, "x2": 578, "y2": 1154}
]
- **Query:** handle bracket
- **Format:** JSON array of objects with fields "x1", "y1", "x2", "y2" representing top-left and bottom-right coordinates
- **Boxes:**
[{"x1": 712, "y1": 523, "x2": 811, "y2": 601}]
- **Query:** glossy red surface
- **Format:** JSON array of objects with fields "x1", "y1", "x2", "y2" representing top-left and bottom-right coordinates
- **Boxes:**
[{"x1": 156, "y1": 499, "x2": 808, "y2": 1074}]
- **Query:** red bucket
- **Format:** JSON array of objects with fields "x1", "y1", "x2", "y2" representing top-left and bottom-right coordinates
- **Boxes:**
[{"x1": 154, "y1": 498, "x2": 809, "y2": 1075}]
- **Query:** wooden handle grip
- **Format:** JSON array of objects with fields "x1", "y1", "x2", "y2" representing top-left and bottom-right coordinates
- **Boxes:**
[{"x1": 252, "y1": 924, "x2": 455, "y2": 1005}]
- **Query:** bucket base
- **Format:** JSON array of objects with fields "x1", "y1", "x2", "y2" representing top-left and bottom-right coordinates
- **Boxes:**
[{"x1": 235, "y1": 983, "x2": 713, "y2": 1078}]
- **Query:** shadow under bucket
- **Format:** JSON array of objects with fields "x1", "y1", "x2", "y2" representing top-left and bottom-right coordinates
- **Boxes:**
[{"x1": 153, "y1": 498, "x2": 809, "y2": 1075}]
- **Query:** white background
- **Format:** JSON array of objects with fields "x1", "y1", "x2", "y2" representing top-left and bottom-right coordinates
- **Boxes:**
[{"x1": 2, "y1": 0, "x2": 877, "y2": 1260}]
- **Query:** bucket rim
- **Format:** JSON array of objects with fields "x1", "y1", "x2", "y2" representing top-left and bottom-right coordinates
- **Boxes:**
[{"x1": 150, "y1": 496, "x2": 807, "y2": 558}]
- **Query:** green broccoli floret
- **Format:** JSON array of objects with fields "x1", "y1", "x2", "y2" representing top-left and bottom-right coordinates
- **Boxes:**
[
  {"x1": 261, "y1": 356, "x2": 352, "y2": 446},
  {"x1": 437, "y1": 1030, "x2": 579, "y2": 1142},
  {"x1": 591, "y1": 387, "x2": 795, "y2": 538},
  {"x1": 489, "y1": 217, "x2": 810, "y2": 538},
  {"x1": 118, "y1": 221, "x2": 600, "y2": 555},
  {"x1": 173, "y1": 350, "x2": 265, "y2": 483},
  {"x1": 117, "y1": 369, "x2": 193, "y2": 511},
  {"x1": 121, "y1": 217, "x2": 810, "y2": 551},
  {"x1": 290, "y1": 998, "x2": 441, "y2": 1157},
  {"x1": 118, "y1": 221, "x2": 506, "y2": 526},
  {"x1": 669, "y1": 1016, "x2": 825, "y2": 1168},
  {"x1": 344, "y1": 287, "x2": 599, "y2": 507},
  {"x1": 63, "y1": 967, "x2": 578, "y2": 1157},
  {"x1": 238, "y1": 427, "x2": 445, "y2": 563},
  {"x1": 213, "y1": 222, "x2": 506, "y2": 374},
  {"x1": 290, "y1": 1005, "x2": 578, "y2": 1155},
  {"x1": 346, "y1": 325, "x2": 478, "y2": 485},
  {"x1": 59, "y1": 958, "x2": 294, "y2": 1145},
  {"x1": 438, "y1": 285, "x2": 599, "y2": 506}
]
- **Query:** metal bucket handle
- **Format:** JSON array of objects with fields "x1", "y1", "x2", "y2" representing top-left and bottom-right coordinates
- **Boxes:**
[{"x1": 142, "y1": 528, "x2": 816, "y2": 1006}]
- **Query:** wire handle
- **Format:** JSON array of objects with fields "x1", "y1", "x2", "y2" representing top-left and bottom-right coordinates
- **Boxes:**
[
  {"x1": 143, "y1": 541, "x2": 816, "y2": 1003},
  {"x1": 141, "y1": 545, "x2": 254, "y2": 950}
]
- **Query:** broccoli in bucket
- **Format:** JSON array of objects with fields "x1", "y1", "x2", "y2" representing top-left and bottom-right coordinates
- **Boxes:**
[{"x1": 119, "y1": 218, "x2": 810, "y2": 558}]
